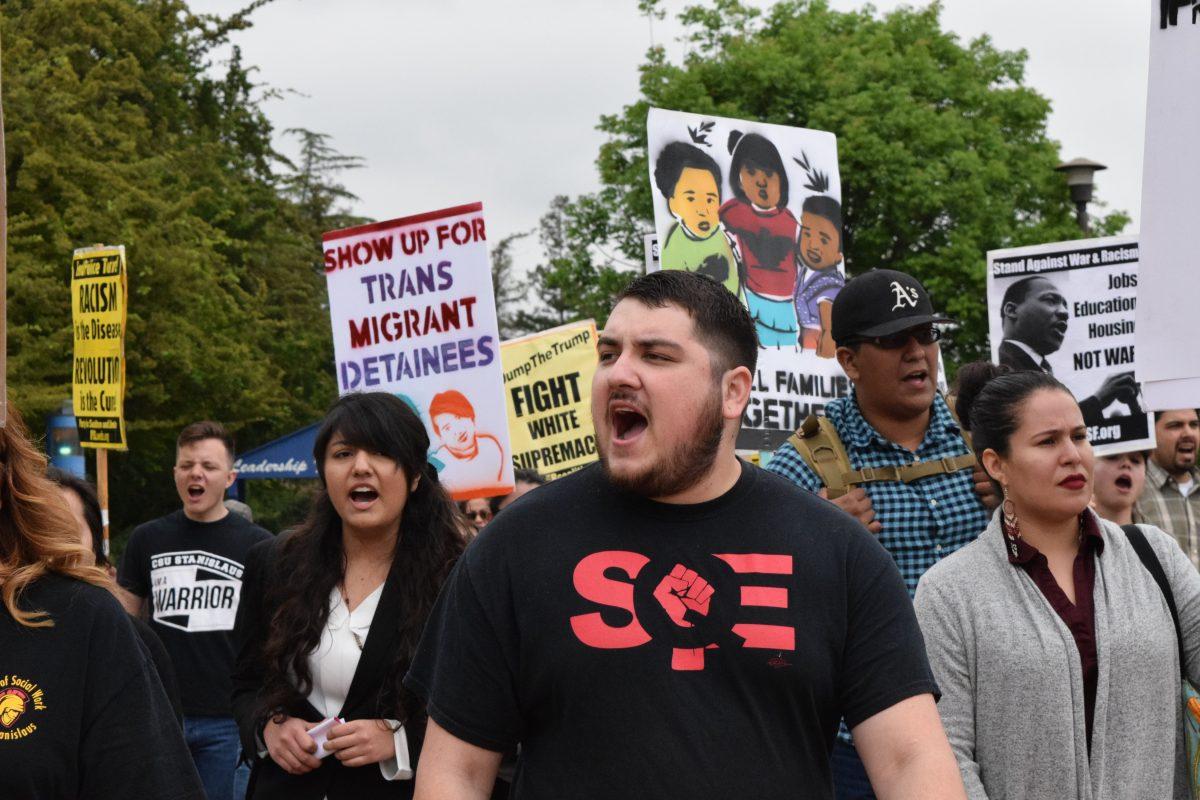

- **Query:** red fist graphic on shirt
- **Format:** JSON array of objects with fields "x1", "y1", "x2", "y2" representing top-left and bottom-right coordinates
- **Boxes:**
[{"x1": 653, "y1": 564, "x2": 714, "y2": 628}]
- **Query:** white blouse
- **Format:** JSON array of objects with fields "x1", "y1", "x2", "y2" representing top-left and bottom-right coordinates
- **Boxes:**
[
  {"x1": 308, "y1": 584, "x2": 412, "y2": 783},
  {"x1": 257, "y1": 584, "x2": 412, "y2": 785}
]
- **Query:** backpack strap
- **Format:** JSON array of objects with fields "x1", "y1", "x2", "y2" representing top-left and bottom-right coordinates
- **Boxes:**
[
  {"x1": 787, "y1": 412, "x2": 976, "y2": 500},
  {"x1": 1123, "y1": 523, "x2": 1185, "y2": 675},
  {"x1": 788, "y1": 415, "x2": 855, "y2": 499}
]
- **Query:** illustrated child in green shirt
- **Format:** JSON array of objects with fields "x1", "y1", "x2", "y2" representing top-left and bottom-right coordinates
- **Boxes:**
[{"x1": 653, "y1": 141, "x2": 741, "y2": 297}]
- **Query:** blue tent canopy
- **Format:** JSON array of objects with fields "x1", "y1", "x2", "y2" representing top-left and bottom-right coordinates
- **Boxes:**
[{"x1": 233, "y1": 422, "x2": 320, "y2": 480}]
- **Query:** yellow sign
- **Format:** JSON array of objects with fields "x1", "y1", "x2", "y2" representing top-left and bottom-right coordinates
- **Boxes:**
[
  {"x1": 501, "y1": 320, "x2": 598, "y2": 480},
  {"x1": 71, "y1": 246, "x2": 127, "y2": 449}
]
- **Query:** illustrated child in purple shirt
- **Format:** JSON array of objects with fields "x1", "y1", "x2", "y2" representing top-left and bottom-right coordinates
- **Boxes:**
[{"x1": 794, "y1": 194, "x2": 844, "y2": 358}]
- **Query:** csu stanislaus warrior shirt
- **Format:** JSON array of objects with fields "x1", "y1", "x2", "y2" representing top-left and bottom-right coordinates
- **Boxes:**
[
  {"x1": 119, "y1": 509, "x2": 271, "y2": 716},
  {"x1": 405, "y1": 461, "x2": 938, "y2": 799}
]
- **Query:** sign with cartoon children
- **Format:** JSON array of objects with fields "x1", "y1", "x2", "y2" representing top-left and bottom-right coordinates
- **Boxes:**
[
  {"x1": 323, "y1": 202, "x2": 515, "y2": 500},
  {"x1": 647, "y1": 108, "x2": 848, "y2": 449}
]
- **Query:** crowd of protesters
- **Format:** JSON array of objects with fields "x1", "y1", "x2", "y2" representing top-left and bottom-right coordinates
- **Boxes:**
[{"x1": 2, "y1": 268, "x2": 1199, "y2": 799}]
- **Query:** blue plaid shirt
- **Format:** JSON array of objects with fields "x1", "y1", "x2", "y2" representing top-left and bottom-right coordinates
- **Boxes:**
[
  {"x1": 767, "y1": 391, "x2": 989, "y2": 746},
  {"x1": 766, "y1": 391, "x2": 990, "y2": 598}
]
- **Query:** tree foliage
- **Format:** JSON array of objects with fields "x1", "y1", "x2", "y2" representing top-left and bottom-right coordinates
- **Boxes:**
[
  {"x1": 2, "y1": 0, "x2": 357, "y2": 535},
  {"x1": 528, "y1": 0, "x2": 1128, "y2": 365}
]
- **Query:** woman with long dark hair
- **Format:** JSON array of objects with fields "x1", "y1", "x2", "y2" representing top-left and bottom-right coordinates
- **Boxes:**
[
  {"x1": 915, "y1": 364, "x2": 1200, "y2": 798},
  {"x1": 0, "y1": 403, "x2": 202, "y2": 799},
  {"x1": 232, "y1": 391, "x2": 464, "y2": 799}
]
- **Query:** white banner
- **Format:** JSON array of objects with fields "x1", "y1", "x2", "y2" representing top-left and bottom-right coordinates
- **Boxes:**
[
  {"x1": 986, "y1": 236, "x2": 1152, "y2": 455},
  {"x1": 323, "y1": 203, "x2": 514, "y2": 500},
  {"x1": 646, "y1": 108, "x2": 847, "y2": 449},
  {"x1": 1136, "y1": 1, "x2": 1200, "y2": 410}
]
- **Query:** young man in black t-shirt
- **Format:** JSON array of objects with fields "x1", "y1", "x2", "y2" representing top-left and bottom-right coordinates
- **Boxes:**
[
  {"x1": 405, "y1": 271, "x2": 966, "y2": 799},
  {"x1": 118, "y1": 421, "x2": 271, "y2": 800}
]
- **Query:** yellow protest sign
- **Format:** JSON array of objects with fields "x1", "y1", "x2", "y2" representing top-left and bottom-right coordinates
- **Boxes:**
[
  {"x1": 501, "y1": 320, "x2": 598, "y2": 480},
  {"x1": 71, "y1": 245, "x2": 127, "y2": 449}
]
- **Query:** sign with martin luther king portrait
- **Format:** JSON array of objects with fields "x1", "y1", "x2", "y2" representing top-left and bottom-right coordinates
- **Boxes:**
[{"x1": 986, "y1": 235, "x2": 1153, "y2": 456}]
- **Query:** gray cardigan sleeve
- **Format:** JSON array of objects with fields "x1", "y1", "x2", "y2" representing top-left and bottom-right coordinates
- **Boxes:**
[
  {"x1": 914, "y1": 576, "x2": 991, "y2": 800},
  {"x1": 1145, "y1": 523, "x2": 1200, "y2": 684}
]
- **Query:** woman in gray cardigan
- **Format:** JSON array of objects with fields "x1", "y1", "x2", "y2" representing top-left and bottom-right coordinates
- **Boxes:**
[{"x1": 915, "y1": 366, "x2": 1200, "y2": 799}]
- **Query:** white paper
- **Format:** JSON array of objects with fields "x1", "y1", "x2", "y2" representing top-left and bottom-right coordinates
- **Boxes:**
[
  {"x1": 308, "y1": 716, "x2": 343, "y2": 760},
  {"x1": 1135, "y1": 2, "x2": 1200, "y2": 406}
]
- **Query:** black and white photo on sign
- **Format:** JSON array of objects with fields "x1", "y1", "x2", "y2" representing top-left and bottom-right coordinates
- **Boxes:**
[{"x1": 987, "y1": 235, "x2": 1153, "y2": 455}]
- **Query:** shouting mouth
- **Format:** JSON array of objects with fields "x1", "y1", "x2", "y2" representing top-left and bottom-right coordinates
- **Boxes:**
[
  {"x1": 697, "y1": 221, "x2": 711, "y2": 232},
  {"x1": 187, "y1": 485, "x2": 205, "y2": 500},
  {"x1": 1115, "y1": 474, "x2": 1134, "y2": 491},
  {"x1": 349, "y1": 486, "x2": 379, "y2": 510},
  {"x1": 610, "y1": 404, "x2": 649, "y2": 445}
]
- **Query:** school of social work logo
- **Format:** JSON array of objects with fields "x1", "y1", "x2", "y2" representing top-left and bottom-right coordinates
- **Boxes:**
[
  {"x1": 150, "y1": 550, "x2": 245, "y2": 633},
  {"x1": 0, "y1": 675, "x2": 47, "y2": 741}
]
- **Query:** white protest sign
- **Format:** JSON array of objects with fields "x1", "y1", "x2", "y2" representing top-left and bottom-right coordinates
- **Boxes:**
[
  {"x1": 323, "y1": 203, "x2": 514, "y2": 500},
  {"x1": 646, "y1": 108, "x2": 847, "y2": 449},
  {"x1": 987, "y1": 235, "x2": 1152, "y2": 455},
  {"x1": 1136, "y1": 2, "x2": 1200, "y2": 410}
]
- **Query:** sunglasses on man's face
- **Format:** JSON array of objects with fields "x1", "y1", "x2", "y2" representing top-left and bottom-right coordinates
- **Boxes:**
[
  {"x1": 849, "y1": 326, "x2": 941, "y2": 350},
  {"x1": 466, "y1": 509, "x2": 492, "y2": 521}
]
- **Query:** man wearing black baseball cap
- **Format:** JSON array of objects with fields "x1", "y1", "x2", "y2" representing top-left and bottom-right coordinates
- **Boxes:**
[{"x1": 766, "y1": 269, "x2": 994, "y2": 800}]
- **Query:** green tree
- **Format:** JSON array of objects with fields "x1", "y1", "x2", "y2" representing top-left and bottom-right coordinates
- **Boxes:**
[
  {"x1": 1, "y1": 0, "x2": 350, "y2": 537},
  {"x1": 521, "y1": 195, "x2": 638, "y2": 333},
  {"x1": 533, "y1": 0, "x2": 1127, "y2": 365},
  {"x1": 489, "y1": 230, "x2": 532, "y2": 340},
  {"x1": 280, "y1": 127, "x2": 367, "y2": 236}
]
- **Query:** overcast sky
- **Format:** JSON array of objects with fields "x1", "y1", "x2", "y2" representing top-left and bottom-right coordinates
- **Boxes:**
[{"x1": 191, "y1": 0, "x2": 1149, "y2": 261}]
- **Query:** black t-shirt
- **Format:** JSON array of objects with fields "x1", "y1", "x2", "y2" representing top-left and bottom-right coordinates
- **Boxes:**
[
  {"x1": 129, "y1": 614, "x2": 183, "y2": 724},
  {"x1": 0, "y1": 575, "x2": 204, "y2": 799},
  {"x1": 405, "y1": 461, "x2": 937, "y2": 799},
  {"x1": 118, "y1": 509, "x2": 272, "y2": 716}
]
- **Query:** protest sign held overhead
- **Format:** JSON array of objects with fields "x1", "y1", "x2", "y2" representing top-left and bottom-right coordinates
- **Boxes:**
[
  {"x1": 1136, "y1": 1, "x2": 1200, "y2": 410},
  {"x1": 323, "y1": 202, "x2": 514, "y2": 500},
  {"x1": 501, "y1": 320, "x2": 599, "y2": 480},
  {"x1": 987, "y1": 235, "x2": 1152, "y2": 455},
  {"x1": 71, "y1": 245, "x2": 127, "y2": 449},
  {"x1": 647, "y1": 108, "x2": 847, "y2": 449}
]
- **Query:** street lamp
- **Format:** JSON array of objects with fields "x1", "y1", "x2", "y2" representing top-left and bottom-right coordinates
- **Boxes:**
[{"x1": 1055, "y1": 157, "x2": 1107, "y2": 235}]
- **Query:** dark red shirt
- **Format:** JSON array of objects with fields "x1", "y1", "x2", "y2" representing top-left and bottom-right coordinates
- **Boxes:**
[{"x1": 1004, "y1": 513, "x2": 1105, "y2": 749}]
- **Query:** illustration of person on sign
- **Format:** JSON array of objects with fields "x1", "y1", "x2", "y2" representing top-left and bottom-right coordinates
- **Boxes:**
[
  {"x1": 719, "y1": 131, "x2": 801, "y2": 348},
  {"x1": 428, "y1": 390, "x2": 505, "y2": 490},
  {"x1": 653, "y1": 141, "x2": 742, "y2": 297},
  {"x1": 792, "y1": 152, "x2": 845, "y2": 359}
]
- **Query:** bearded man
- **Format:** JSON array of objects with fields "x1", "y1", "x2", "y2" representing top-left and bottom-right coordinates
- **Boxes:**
[
  {"x1": 404, "y1": 270, "x2": 965, "y2": 800},
  {"x1": 1135, "y1": 409, "x2": 1200, "y2": 568}
]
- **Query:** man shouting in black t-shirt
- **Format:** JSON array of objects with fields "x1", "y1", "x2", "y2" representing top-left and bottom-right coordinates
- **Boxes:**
[
  {"x1": 405, "y1": 271, "x2": 966, "y2": 800},
  {"x1": 118, "y1": 421, "x2": 271, "y2": 800}
]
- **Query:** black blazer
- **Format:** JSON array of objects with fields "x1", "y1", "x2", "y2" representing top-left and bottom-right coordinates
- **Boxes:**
[
  {"x1": 231, "y1": 538, "x2": 424, "y2": 800},
  {"x1": 998, "y1": 339, "x2": 1047, "y2": 373}
]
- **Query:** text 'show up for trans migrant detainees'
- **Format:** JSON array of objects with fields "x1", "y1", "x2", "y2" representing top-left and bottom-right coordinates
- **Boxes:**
[
  {"x1": 986, "y1": 235, "x2": 1153, "y2": 456},
  {"x1": 322, "y1": 203, "x2": 514, "y2": 501}
]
